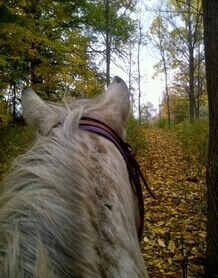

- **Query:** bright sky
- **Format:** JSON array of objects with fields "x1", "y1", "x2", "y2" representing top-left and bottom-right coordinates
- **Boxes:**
[
  {"x1": 110, "y1": 54, "x2": 164, "y2": 112},
  {"x1": 110, "y1": 0, "x2": 165, "y2": 112}
]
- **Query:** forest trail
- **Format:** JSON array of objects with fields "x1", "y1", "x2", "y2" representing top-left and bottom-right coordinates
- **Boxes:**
[{"x1": 139, "y1": 128, "x2": 206, "y2": 277}]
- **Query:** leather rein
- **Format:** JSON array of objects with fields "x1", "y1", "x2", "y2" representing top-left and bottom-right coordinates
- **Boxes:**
[{"x1": 79, "y1": 117, "x2": 156, "y2": 241}]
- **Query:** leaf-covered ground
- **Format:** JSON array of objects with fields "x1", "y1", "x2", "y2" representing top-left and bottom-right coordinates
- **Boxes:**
[{"x1": 139, "y1": 128, "x2": 206, "y2": 277}]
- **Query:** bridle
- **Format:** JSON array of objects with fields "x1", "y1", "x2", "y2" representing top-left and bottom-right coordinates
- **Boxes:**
[{"x1": 79, "y1": 117, "x2": 156, "y2": 241}]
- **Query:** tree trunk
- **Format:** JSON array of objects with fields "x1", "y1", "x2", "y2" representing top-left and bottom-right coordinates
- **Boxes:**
[
  {"x1": 187, "y1": 0, "x2": 195, "y2": 122},
  {"x1": 157, "y1": 16, "x2": 171, "y2": 128},
  {"x1": 12, "y1": 84, "x2": 16, "y2": 120},
  {"x1": 195, "y1": 44, "x2": 201, "y2": 119},
  {"x1": 30, "y1": 0, "x2": 42, "y2": 94},
  {"x1": 137, "y1": 24, "x2": 142, "y2": 124},
  {"x1": 195, "y1": 95, "x2": 200, "y2": 119},
  {"x1": 128, "y1": 44, "x2": 134, "y2": 113},
  {"x1": 163, "y1": 58, "x2": 171, "y2": 128},
  {"x1": 105, "y1": 0, "x2": 111, "y2": 86},
  {"x1": 189, "y1": 53, "x2": 195, "y2": 122},
  {"x1": 202, "y1": 0, "x2": 218, "y2": 277}
]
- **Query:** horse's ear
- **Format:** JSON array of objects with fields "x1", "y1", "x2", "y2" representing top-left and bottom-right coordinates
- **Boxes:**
[
  {"x1": 104, "y1": 76, "x2": 130, "y2": 124},
  {"x1": 21, "y1": 87, "x2": 59, "y2": 135}
]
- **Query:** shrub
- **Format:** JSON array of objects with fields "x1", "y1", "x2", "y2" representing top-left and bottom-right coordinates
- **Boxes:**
[
  {"x1": 126, "y1": 116, "x2": 147, "y2": 154},
  {"x1": 0, "y1": 99, "x2": 11, "y2": 131},
  {"x1": 153, "y1": 118, "x2": 169, "y2": 129},
  {"x1": 174, "y1": 119, "x2": 209, "y2": 165},
  {"x1": 0, "y1": 124, "x2": 35, "y2": 181}
]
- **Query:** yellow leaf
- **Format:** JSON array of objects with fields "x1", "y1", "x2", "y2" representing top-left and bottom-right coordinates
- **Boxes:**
[
  {"x1": 158, "y1": 238, "x2": 166, "y2": 247},
  {"x1": 156, "y1": 262, "x2": 162, "y2": 268},
  {"x1": 199, "y1": 232, "x2": 206, "y2": 238},
  {"x1": 168, "y1": 240, "x2": 176, "y2": 252},
  {"x1": 143, "y1": 236, "x2": 149, "y2": 243},
  {"x1": 155, "y1": 221, "x2": 165, "y2": 226}
]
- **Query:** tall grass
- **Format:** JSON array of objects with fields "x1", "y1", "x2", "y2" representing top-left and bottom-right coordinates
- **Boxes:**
[
  {"x1": 0, "y1": 124, "x2": 35, "y2": 181},
  {"x1": 153, "y1": 118, "x2": 169, "y2": 129},
  {"x1": 126, "y1": 116, "x2": 147, "y2": 155},
  {"x1": 173, "y1": 119, "x2": 209, "y2": 165}
]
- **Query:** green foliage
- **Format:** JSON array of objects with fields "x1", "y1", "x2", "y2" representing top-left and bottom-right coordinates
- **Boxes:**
[
  {"x1": 174, "y1": 119, "x2": 209, "y2": 165},
  {"x1": 141, "y1": 102, "x2": 156, "y2": 126},
  {"x1": 126, "y1": 116, "x2": 147, "y2": 154},
  {"x1": 86, "y1": 0, "x2": 136, "y2": 44},
  {"x1": 0, "y1": 0, "x2": 104, "y2": 104},
  {"x1": 170, "y1": 94, "x2": 189, "y2": 123},
  {"x1": 0, "y1": 124, "x2": 35, "y2": 181},
  {"x1": 153, "y1": 118, "x2": 169, "y2": 129},
  {"x1": 0, "y1": 97, "x2": 11, "y2": 130},
  {"x1": 0, "y1": 0, "x2": 136, "y2": 118}
]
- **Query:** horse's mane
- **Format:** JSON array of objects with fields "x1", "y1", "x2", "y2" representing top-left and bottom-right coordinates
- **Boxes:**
[
  {"x1": 0, "y1": 79, "x2": 148, "y2": 278},
  {"x1": 0, "y1": 97, "x2": 107, "y2": 277}
]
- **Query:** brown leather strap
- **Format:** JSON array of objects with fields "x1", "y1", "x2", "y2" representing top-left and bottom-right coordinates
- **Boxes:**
[
  {"x1": 79, "y1": 117, "x2": 157, "y2": 240},
  {"x1": 80, "y1": 117, "x2": 156, "y2": 198}
]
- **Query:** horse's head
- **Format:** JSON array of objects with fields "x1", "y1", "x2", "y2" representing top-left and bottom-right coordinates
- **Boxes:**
[
  {"x1": 0, "y1": 77, "x2": 148, "y2": 277},
  {"x1": 21, "y1": 76, "x2": 130, "y2": 138}
]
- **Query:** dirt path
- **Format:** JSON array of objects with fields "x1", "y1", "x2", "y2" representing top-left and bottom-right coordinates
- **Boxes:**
[{"x1": 139, "y1": 128, "x2": 206, "y2": 277}]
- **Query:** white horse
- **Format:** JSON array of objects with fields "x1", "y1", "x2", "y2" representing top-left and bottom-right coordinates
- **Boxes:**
[{"x1": 0, "y1": 77, "x2": 149, "y2": 278}]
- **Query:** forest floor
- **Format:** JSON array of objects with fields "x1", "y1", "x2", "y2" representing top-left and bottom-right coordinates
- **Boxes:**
[{"x1": 139, "y1": 128, "x2": 206, "y2": 277}]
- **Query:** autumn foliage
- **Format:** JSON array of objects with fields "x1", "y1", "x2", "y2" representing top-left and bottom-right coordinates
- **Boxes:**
[{"x1": 139, "y1": 128, "x2": 206, "y2": 277}]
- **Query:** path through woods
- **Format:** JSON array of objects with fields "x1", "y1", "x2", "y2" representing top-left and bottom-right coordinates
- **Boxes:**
[{"x1": 139, "y1": 128, "x2": 206, "y2": 277}]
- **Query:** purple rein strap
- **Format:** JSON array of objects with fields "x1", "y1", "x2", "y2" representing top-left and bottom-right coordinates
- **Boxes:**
[{"x1": 79, "y1": 117, "x2": 157, "y2": 241}]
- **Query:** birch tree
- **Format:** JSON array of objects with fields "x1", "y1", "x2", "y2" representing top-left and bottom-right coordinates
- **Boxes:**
[{"x1": 150, "y1": 16, "x2": 171, "y2": 128}]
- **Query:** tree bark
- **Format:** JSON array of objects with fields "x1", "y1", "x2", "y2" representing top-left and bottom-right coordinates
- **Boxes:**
[
  {"x1": 202, "y1": 0, "x2": 218, "y2": 277},
  {"x1": 156, "y1": 16, "x2": 171, "y2": 128},
  {"x1": 29, "y1": 0, "x2": 42, "y2": 94},
  {"x1": 128, "y1": 44, "x2": 134, "y2": 113},
  {"x1": 105, "y1": 0, "x2": 111, "y2": 86},
  {"x1": 187, "y1": 0, "x2": 195, "y2": 122},
  {"x1": 137, "y1": 24, "x2": 142, "y2": 124},
  {"x1": 195, "y1": 44, "x2": 201, "y2": 119},
  {"x1": 163, "y1": 57, "x2": 171, "y2": 128},
  {"x1": 12, "y1": 85, "x2": 16, "y2": 120}
]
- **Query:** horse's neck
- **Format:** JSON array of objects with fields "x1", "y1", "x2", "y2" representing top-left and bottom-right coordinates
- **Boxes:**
[{"x1": 78, "y1": 134, "x2": 148, "y2": 277}]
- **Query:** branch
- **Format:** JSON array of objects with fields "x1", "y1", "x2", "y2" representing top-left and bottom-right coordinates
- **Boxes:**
[{"x1": 175, "y1": 0, "x2": 203, "y2": 16}]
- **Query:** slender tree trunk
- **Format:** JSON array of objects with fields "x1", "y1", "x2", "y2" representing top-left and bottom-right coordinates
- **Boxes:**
[
  {"x1": 189, "y1": 50, "x2": 195, "y2": 122},
  {"x1": 159, "y1": 97, "x2": 161, "y2": 119},
  {"x1": 13, "y1": 85, "x2": 16, "y2": 119},
  {"x1": 157, "y1": 16, "x2": 171, "y2": 128},
  {"x1": 203, "y1": 1, "x2": 218, "y2": 277},
  {"x1": 30, "y1": 0, "x2": 42, "y2": 94},
  {"x1": 195, "y1": 95, "x2": 200, "y2": 119},
  {"x1": 105, "y1": 0, "x2": 111, "y2": 86},
  {"x1": 187, "y1": 0, "x2": 195, "y2": 122},
  {"x1": 11, "y1": 84, "x2": 16, "y2": 120},
  {"x1": 137, "y1": 24, "x2": 142, "y2": 124},
  {"x1": 163, "y1": 57, "x2": 171, "y2": 128},
  {"x1": 195, "y1": 44, "x2": 201, "y2": 119},
  {"x1": 128, "y1": 44, "x2": 134, "y2": 113}
]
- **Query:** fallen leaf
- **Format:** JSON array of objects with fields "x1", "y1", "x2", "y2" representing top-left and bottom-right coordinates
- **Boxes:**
[
  {"x1": 158, "y1": 238, "x2": 166, "y2": 247},
  {"x1": 168, "y1": 240, "x2": 176, "y2": 252}
]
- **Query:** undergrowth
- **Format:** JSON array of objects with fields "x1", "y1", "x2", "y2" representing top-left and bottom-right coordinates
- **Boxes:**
[
  {"x1": 0, "y1": 123, "x2": 35, "y2": 181},
  {"x1": 126, "y1": 116, "x2": 147, "y2": 155},
  {"x1": 173, "y1": 119, "x2": 209, "y2": 166}
]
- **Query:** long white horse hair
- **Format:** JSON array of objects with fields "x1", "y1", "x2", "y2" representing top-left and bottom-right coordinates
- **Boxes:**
[{"x1": 0, "y1": 77, "x2": 149, "y2": 278}]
